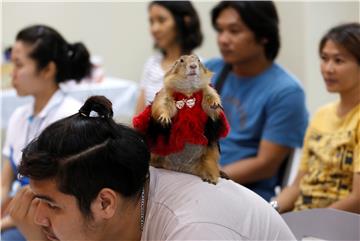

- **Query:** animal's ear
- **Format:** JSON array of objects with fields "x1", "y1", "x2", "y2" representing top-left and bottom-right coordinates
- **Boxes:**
[{"x1": 164, "y1": 60, "x2": 179, "y2": 77}]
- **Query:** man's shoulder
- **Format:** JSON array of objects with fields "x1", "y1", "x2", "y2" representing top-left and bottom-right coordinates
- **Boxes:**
[
  {"x1": 251, "y1": 63, "x2": 305, "y2": 103},
  {"x1": 269, "y1": 63, "x2": 303, "y2": 89},
  {"x1": 148, "y1": 168, "x2": 295, "y2": 240},
  {"x1": 204, "y1": 57, "x2": 225, "y2": 71},
  {"x1": 149, "y1": 167, "x2": 269, "y2": 216}
]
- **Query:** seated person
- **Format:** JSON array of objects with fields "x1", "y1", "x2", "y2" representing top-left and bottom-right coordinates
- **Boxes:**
[
  {"x1": 135, "y1": 1, "x2": 203, "y2": 114},
  {"x1": 205, "y1": 1, "x2": 308, "y2": 201},
  {"x1": 275, "y1": 23, "x2": 360, "y2": 214},
  {"x1": 9, "y1": 96, "x2": 295, "y2": 241},
  {"x1": 1, "y1": 24, "x2": 91, "y2": 240}
]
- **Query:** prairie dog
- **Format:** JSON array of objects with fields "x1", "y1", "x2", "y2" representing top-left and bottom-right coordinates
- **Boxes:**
[
  {"x1": 152, "y1": 54, "x2": 222, "y2": 125},
  {"x1": 133, "y1": 55, "x2": 229, "y2": 184}
]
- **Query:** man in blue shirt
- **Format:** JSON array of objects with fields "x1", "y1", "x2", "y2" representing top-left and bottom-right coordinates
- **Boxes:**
[{"x1": 206, "y1": 1, "x2": 308, "y2": 201}]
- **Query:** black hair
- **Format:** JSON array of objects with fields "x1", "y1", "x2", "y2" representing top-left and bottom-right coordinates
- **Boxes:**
[
  {"x1": 16, "y1": 24, "x2": 91, "y2": 83},
  {"x1": 319, "y1": 22, "x2": 360, "y2": 64},
  {"x1": 19, "y1": 96, "x2": 150, "y2": 218},
  {"x1": 149, "y1": 1, "x2": 203, "y2": 55},
  {"x1": 211, "y1": 1, "x2": 280, "y2": 61}
]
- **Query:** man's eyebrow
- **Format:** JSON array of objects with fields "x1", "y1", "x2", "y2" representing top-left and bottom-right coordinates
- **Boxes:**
[
  {"x1": 216, "y1": 22, "x2": 242, "y2": 28},
  {"x1": 322, "y1": 52, "x2": 346, "y2": 58},
  {"x1": 34, "y1": 194, "x2": 56, "y2": 203}
]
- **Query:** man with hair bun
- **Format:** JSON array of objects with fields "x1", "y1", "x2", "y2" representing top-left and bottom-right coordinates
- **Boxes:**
[{"x1": 9, "y1": 96, "x2": 295, "y2": 241}]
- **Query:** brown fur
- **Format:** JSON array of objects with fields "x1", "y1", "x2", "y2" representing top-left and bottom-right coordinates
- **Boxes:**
[{"x1": 150, "y1": 55, "x2": 225, "y2": 184}]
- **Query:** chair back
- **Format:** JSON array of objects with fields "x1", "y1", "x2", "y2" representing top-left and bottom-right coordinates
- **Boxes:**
[
  {"x1": 274, "y1": 148, "x2": 302, "y2": 196},
  {"x1": 282, "y1": 208, "x2": 360, "y2": 241},
  {"x1": 281, "y1": 148, "x2": 302, "y2": 187}
]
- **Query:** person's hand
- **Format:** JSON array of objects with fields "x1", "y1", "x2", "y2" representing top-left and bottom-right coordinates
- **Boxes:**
[
  {"x1": 1, "y1": 215, "x2": 15, "y2": 231},
  {"x1": 8, "y1": 186, "x2": 48, "y2": 241},
  {"x1": 1, "y1": 197, "x2": 12, "y2": 219}
]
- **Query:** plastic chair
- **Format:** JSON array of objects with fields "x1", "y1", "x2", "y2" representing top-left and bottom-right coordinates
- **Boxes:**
[
  {"x1": 282, "y1": 208, "x2": 360, "y2": 241},
  {"x1": 274, "y1": 148, "x2": 302, "y2": 196},
  {"x1": 281, "y1": 148, "x2": 302, "y2": 187}
]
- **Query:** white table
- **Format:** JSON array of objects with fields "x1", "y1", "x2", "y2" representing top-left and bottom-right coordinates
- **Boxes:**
[{"x1": 1, "y1": 77, "x2": 139, "y2": 129}]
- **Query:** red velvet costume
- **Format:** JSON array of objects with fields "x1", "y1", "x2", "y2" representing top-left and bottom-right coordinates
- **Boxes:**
[{"x1": 133, "y1": 91, "x2": 229, "y2": 156}]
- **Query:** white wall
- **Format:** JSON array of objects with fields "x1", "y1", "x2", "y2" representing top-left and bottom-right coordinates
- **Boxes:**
[{"x1": 2, "y1": 1, "x2": 359, "y2": 114}]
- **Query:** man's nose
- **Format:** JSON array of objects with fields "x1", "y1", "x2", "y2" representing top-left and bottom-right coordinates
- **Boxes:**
[
  {"x1": 34, "y1": 201, "x2": 50, "y2": 227},
  {"x1": 218, "y1": 32, "x2": 230, "y2": 45}
]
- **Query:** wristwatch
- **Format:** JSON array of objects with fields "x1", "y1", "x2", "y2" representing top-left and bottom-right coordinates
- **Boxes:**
[{"x1": 270, "y1": 200, "x2": 280, "y2": 212}]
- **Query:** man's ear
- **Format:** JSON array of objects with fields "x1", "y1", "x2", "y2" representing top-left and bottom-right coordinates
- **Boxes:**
[
  {"x1": 40, "y1": 61, "x2": 57, "y2": 81},
  {"x1": 184, "y1": 15, "x2": 191, "y2": 26},
  {"x1": 260, "y1": 38, "x2": 268, "y2": 45},
  {"x1": 92, "y1": 188, "x2": 117, "y2": 219}
]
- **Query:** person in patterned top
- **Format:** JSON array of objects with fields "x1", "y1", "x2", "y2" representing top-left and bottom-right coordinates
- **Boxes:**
[{"x1": 275, "y1": 22, "x2": 360, "y2": 214}]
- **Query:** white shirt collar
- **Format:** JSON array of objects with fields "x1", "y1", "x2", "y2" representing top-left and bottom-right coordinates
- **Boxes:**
[{"x1": 35, "y1": 89, "x2": 66, "y2": 119}]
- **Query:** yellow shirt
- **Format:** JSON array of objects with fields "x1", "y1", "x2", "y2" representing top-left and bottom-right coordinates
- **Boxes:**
[{"x1": 294, "y1": 101, "x2": 360, "y2": 210}]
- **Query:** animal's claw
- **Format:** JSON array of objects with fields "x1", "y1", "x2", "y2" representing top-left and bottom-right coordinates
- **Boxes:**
[{"x1": 158, "y1": 114, "x2": 171, "y2": 126}]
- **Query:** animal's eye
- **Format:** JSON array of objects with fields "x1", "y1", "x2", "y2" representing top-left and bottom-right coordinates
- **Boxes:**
[{"x1": 180, "y1": 58, "x2": 184, "y2": 63}]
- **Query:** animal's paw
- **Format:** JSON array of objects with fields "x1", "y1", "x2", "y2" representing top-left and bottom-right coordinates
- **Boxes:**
[
  {"x1": 219, "y1": 170, "x2": 230, "y2": 180},
  {"x1": 158, "y1": 113, "x2": 172, "y2": 126},
  {"x1": 205, "y1": 95, "x2": 222, "y2": 110},
  {"x1": 200, "y1": 172, "x2": 219, "y2": 185},
  {"x1": 202, "y1": 178, "x2": 218, "y2": 185},
  {"x1": 150, "y1": 155, "x2": 165, "y2": 168}
]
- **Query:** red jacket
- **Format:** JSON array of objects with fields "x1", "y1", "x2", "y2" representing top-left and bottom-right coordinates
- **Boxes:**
[{"x1": 133, "y1": 91, "x2": 229, "y2": 156}]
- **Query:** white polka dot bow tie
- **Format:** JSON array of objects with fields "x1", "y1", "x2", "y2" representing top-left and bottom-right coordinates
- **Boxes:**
[{"x1": 175, "y1": 97, "x2": 196, "y2": 109}]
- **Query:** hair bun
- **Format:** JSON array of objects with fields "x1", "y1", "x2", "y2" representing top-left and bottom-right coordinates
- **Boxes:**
[
  {"x1": 66, "y1": 42, "x2": 91, "y2": 82},
  {"x1": 79, "y1": 96, "x2": 113, "y2": 119}
]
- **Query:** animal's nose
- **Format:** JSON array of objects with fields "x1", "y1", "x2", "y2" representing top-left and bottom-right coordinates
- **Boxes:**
[{"x1": 190, "y1": 64, "x2": 197, "y2": 69}]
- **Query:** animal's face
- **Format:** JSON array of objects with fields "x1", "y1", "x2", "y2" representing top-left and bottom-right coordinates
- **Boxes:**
[
  {"x1": 184, "y1": 55, "x2": 201, "y2": 78},
  {"x1": 164, "y1": 54, "x2": 213, "y2": 93}
]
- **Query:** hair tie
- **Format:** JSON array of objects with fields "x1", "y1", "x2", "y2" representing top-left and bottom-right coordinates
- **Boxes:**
[
  {"x1": 17, "y1": 173, "x2": 24, "y2": 181},
  {"x1": 79, "y1": 110, "x2": 110, "y2": 119},
  {"x1": 67, "y1": 49, "x2": 74, "y2": 58},
  {"x1": 89, "y1": 110, "x2": 102, "y2": 118}
]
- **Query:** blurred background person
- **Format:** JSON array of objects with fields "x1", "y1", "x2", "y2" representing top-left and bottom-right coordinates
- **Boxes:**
[
  {"x1": 275, "y1": 22, "x2": 360, "y2": 214},
  {"x1": 1, "y1": 24, "x2": 91, "y2": 241},
  {"x1": 205, "y1": 1, "x2": 309, "y2": 201},
  {"x1": 135, "y1": 1, "x2": 203, "y2": 114}
]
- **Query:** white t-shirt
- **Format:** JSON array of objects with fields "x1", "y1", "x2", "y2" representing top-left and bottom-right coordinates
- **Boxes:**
[
  {"x1": 140, "y1": 53, "x2": 165, "y2": 105},
  {"x1": 142, "y1": 167, "x2": 295, "y2": 241},
  {"x1": 2, "y1": 89, "x2": 82, "y2": 171}
]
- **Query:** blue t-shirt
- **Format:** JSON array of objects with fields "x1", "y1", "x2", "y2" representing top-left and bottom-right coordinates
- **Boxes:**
[{"x1": 205, "y1": 58, "x2": 308, "y2": 201}]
